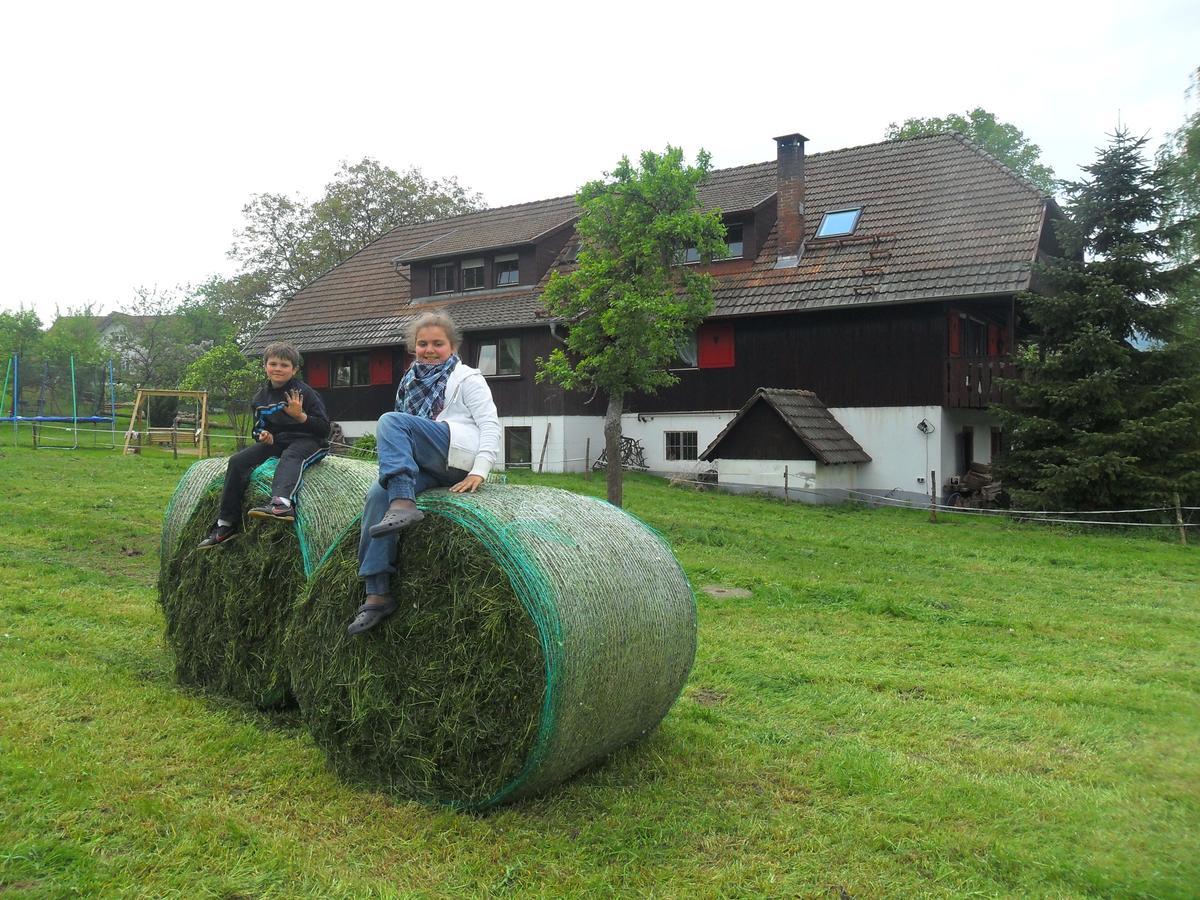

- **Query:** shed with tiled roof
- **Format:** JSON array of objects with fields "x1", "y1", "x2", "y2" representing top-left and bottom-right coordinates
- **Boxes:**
[{"x1": 700, "y1": 388, "x2": 870, "y2": 465}]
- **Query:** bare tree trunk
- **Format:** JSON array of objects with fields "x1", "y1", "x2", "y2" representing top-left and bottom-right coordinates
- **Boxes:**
[{"x1": 604, "y1": 390, "x2": 625, "y2": 507}]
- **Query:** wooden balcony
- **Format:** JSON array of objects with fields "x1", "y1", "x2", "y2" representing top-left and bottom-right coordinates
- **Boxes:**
[{"x1": 945, "y1": 357, "x2": 1014, "y2": 409}]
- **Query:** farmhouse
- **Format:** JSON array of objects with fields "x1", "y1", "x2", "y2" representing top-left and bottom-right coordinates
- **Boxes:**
[{"x1": 247, "y1": 131, "x2": 1058, "y2": 501}]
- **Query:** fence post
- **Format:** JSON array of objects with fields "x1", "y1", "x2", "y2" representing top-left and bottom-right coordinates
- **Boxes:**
[
  {"x1": 584, "y1": 437, "x2": 591, "y2": 481},
  {"x1": 1175, "y1": 492, "x2": 1188, "y2": 547},
  {"x1": 171, "y1": 422, "x2": 178, "y2": 460},
  {"x1": 783, "y1": 465, "x2": 789, "y2": 503},
  {"x1": 537, "y1": 422, "x2": 551, "y2": 474},
  {"x1": 929, "y1": 470, "x2": 937, "y2": 523}
]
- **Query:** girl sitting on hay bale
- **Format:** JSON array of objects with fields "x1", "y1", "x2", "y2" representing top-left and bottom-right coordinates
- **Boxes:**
[{"x1": 348, "y1": 311, "x2": 501, "y2": 636}]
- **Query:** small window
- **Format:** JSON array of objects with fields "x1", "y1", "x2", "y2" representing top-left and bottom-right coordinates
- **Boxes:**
[
  {"x1": 433, "y1": 263, "x2": 455, "y2": 294},
  {"x1": 477, "y1": 336, "x2": 521, "y2": 376},
  {"x1": 724, "y1": 222, "x2": 744, "y2": 258},
  {"x1": 673, "y1": 333, "x2": 698, "y2": 369},
  {"x1": 461, "y1": 259, "x2": 484, "y2": 291},
  {"x1": 495, "y1": 255, "x2": 519, "y2": 286},
  {"x1": 665, "y1": 431, "x2": 698, "y2": 461},
  {"x1": 332, "y1": 352, "x2": 370, "y2": 387},
  {"x1": 505, "y1": 426, "x2": 532, "y2": 469},
  {"x1": 815, "y1": 207, "x2": 863, "y2": 238}
]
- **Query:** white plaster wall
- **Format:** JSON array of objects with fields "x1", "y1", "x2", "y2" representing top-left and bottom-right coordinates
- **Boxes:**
[
  {"x1": 828, "y1": 406, "x2": 946, "y2": 499},
  {"x1": 619, "y1": 410, "x2": 736, "y2": 475},
  {"x1": 496, "y1": 415, "x2": 606, "y2": 473},
  {"x1": 942, "y1": 408, "x2": 1001, "y2": 467},
  {"x1": 335, "y1": 420, "x2": 375, "y2": 440},
  {"x1": 717, "y1": 458, "x2": 816, "y2": 489}
]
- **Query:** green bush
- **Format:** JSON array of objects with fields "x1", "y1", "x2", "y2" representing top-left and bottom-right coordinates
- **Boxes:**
[{"x1": 349, "y1": 432, "x2": 376, "y2": 460}]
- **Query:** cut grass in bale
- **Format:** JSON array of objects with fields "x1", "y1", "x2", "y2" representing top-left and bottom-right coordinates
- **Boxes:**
[
  {"x1": 287, "y1": 484, "x2": 697, "y2": 810},
  {"x1": 160, "y1": 483, "x2": 306, "y2": 708},
  {"x1": 158, "y1": 455, "x2": 378, "y2": 709}
]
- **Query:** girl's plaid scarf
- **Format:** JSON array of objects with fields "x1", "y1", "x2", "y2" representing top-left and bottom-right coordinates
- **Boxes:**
[{"x1": 395, "y1": 355, "x2": 460, "y2": 420}]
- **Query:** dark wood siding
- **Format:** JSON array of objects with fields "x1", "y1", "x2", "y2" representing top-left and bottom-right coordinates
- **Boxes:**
[
  {"x1": 317, "y1": 301, "x2": 1011, "y2": 422},
  {"x1": 534, "y1": 228, "x2": 573, "y2": 282},
  {"x1": 322, "y1": 384, "x2": 396, "y2": 422},
  {"x1": 461, "y1": 327, "x2": 588, "y2": 417},
  {"x1": 634, "y1": 305, "x2": 947, "y2": 412},
  {"x1": 708, "y1": 401, "x2": 816, "y2": 460}
]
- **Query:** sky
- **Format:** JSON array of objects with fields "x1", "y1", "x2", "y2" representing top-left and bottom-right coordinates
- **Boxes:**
[{"x1": 2, "y1": 0, "x2": 1197, "y2": 324}]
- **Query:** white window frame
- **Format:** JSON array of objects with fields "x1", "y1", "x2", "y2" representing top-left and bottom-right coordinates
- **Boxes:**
[
  {"x1": 815, "y1": 206, "x2": 864, "y2": 239},
  {"x1": 665, "y1": 430, "x2": 699, "y2": 461},
  {"x1": 495, "y1": 253, "x2": 519, "y2": 287},
  {"x1": 461, "y1": 258, "x2": 485, "y2": 291},
  {"x1": 477, "y1": 335, "x2": 521, "y2": 377},
  {"x1": 432, "y1": 262, "x2": 455, "y2": 294}
]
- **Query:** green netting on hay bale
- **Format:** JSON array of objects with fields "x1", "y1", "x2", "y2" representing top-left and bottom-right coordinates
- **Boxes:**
[
  {"x1": 286, "y1": 482, "x2": 697, "y2": 809},
  {"x1": 157, "y1": 455, "x2": 378, "y2": 707}
]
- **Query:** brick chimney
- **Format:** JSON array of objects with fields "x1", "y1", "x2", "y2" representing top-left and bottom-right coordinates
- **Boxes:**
[{"x1": 774, "y1": 133, "x2": 807, "y2": 268}]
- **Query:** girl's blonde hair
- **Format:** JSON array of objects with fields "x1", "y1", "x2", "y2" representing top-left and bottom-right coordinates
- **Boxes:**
[{"x1": 406, "y1": 310, "x2": 460, "y2": 349}]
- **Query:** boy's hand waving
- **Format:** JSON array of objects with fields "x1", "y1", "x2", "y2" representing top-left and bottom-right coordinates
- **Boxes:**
[{"x1": 284, "y1": 389, "x2": 305, "y2": 419}]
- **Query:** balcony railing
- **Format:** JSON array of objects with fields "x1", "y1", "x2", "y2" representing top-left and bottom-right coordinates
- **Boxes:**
[{"x1": 945, "y1": 357, "x2": 1014, "y2": 409}]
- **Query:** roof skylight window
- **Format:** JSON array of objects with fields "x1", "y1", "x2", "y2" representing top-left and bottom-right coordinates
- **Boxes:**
[{"x1": 815, "y1": 207, "x2": 863, "y2": 238}]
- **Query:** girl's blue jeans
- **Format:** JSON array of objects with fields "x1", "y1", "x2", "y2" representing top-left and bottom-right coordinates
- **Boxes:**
[{"x1": 357, "y1": 412, "x2": 467, "y2": 596}]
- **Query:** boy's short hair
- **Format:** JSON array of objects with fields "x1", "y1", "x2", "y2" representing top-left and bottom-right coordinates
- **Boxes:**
[{"x1": 262, "y1": 342, "x2": 303, "y2": 367}]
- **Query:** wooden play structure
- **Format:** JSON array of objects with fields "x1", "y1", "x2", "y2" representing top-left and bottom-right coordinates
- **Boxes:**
[{"x1": 123, "y1": 389, "x2": 209, "y2": 457}]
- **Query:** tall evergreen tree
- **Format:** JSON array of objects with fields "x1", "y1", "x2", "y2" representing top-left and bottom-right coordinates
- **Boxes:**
[{"x1": 995, "y1": 128, "x2": 1200, "y2": 510}]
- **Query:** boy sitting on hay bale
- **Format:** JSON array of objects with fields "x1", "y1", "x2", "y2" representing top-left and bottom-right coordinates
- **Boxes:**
[
  {"x1": 349, "y1": 311, "x2": 501, "y2": 635},
  {"x1": 198, "y1": 341, "x2": 331, "y2": 548}
]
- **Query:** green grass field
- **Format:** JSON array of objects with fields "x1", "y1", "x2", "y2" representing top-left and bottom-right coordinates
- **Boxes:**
[{"x1": 1, "y1": 439, "x2": 1197, "y2": 898}]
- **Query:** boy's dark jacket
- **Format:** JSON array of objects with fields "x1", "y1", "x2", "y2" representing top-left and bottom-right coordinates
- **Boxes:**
[{"x1": 251, "y1": 378, "x2": 331, "y2": 445}]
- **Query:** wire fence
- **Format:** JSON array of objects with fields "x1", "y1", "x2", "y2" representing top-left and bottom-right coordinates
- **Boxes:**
[{"x1": 14, "y1": 419, "x2": 1198, "y2": 539}]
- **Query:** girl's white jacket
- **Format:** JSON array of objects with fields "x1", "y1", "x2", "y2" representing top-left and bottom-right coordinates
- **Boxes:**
[{"x1": 433, "y1": 362, "x2": 501, "y2": 479}]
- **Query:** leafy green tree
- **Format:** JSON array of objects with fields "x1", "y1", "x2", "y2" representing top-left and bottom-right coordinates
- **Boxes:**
[
  {"x1": 108, "y1": 287, "x2": 198, "y2": 390},
  {"x1": 228, "y1": 158, "x2": 484, "y2": 311},
  {"x1": 185, "y1": 272, "x2": 274, "y2": 344},
  {"x1": 180, "y1": 342, "x2": 262, "y2": 443},
  {"x1": 0, "y1": 308, "x2": 44, "y2": 359},
  {"x1": 537, "y1": 147, "x2": 726, "y2": 506},
  {"x1": 994, "y1": 128, "x2": 1200, "y2": 510},
  {"x1": 886, "y1": 108, "x2": 1056, "y2": 193},
  {"x1": 1157, "y1": 67, "x2": 1200, "y2": 339},
  {"x1": 44, "y1": 306, "x2": 106, "y2": 366}
]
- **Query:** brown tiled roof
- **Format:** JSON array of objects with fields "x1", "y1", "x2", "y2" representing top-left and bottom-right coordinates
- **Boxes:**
[
  {"x1": 248, "y1": 133, "x2": 1048, "y2": 353},
  {"x1": 700, "y1": 388, "x2": 871, "y2": 465},
  {"x1": 696, "y1": 161, "x2": 777, "y2": 213},
  {"x1": 394, "y1": 197, "x2": 578, "y2": 263}
]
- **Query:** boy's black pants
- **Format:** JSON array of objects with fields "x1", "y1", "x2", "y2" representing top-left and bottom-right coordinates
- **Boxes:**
[{"x1": 218, "y1": 437, "x2": 326, "y2": 523}]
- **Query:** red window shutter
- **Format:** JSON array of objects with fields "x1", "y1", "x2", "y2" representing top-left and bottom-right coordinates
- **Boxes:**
[
  {"x1": 698, "y1": 323, "x2": 735, "y2": 368},
  {"x1": 306, "y1": 354, "x2": 329, "y2": 389},
  {"x1": 948, "y1": 312, "x2": 962, "y2": 357},
  {"x1": 369, "y1": 350, "x2": 392, "y2": 385},
  {"x1": 987, "y1": 324, "x2": 1001, "y2": 357}
]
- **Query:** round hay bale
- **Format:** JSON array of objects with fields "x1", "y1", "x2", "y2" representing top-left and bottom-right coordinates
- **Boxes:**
[
  {"x1": 286, "y1": 482, "x2": 697, "y2": 809},
  {"x1": 158, "y1": 455, "x2": 377, "y2": 707}
]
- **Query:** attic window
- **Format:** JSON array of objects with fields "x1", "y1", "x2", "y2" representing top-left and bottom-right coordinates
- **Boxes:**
[
  {"x1": 724, "y1": 222, "x2": 744, "y2": 258},
  {"x1": 461, "y1": 258, "x2": 484, "y2": 291},
  {"x1": 815, "y1": 207, "x2": 863, "y2": 238},
  {"x1": 495, "y1": 254, "x2": 519, "y2": 286},
  {"x1": 433, "y1": 263, "x2": 455, "y2": 294}
]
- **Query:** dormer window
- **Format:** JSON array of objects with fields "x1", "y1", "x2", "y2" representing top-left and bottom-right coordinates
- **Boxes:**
[
  {"x1": 815, "y1": 207, "x2": 863, "y2": 238},
  {"x1": 495, "y1": 254, "x2": 519, "y2": 286},
  {"x1": 677, "y1": 219, "x2": 744, "y2": 264},
  {"x1": 724, "y1": 222, "x2": 744, "y2": 258},
  {"x1": 433, "y1": 262, "x2": 455, "y2": 294},
  {"x1": 461, "y1": 259, "x2": 485, "y2": 291}
]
